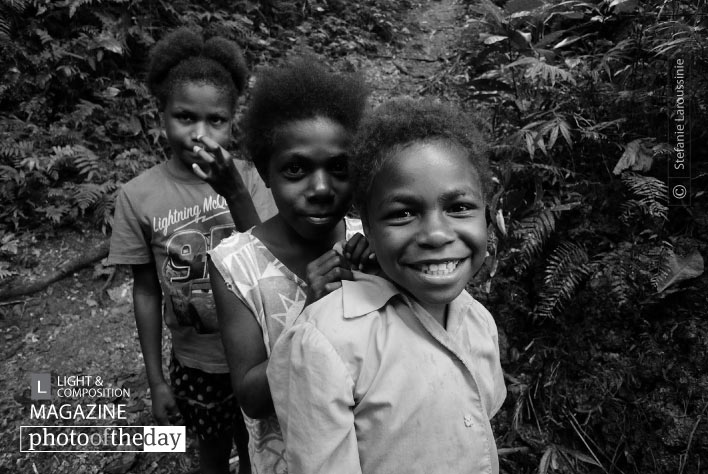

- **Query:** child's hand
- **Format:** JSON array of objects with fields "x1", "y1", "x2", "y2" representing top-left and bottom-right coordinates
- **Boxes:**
[
  {"x1": 333, "y1": 232, "x2": 377, "y2": 272},
  {"x1": 304, "y1": 250, "x2": 354, "y2": 306},
  {"x1": 191, "y1": 135, "x2": 248, "y2": 198},
  {"x1": 150, "y1": 382, "x2": 181, "y2": 425},
  {"x1": 304, "y1": 234, "x2": 378, "y2": 307}
]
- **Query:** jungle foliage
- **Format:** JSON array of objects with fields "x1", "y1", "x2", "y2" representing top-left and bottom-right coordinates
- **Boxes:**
[{"x1": 461, "y1": 0, "x2": 708, "y2": 472}]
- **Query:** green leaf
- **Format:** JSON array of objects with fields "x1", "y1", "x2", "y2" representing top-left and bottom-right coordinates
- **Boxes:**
[
  {"x1": 482, "y1": 34, "x2": 508, "y2": 45},
  {"x1": 655, "y1": 250, "x2": 704, "y2": 293},
  {"x1": 609, "y1": 0, "x2": 638, "y2": 13}
]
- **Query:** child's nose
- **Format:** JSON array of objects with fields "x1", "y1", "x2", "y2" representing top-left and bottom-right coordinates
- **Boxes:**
[
  {"x1": 416, "y1": 213, "x2": 455, "y2": 248},
  {"x1": 307, "y1": 170, "x2": 334, "y2": 200},
  {"x1": 191, "y1": 122, "x2": 207, "y2": 142}
]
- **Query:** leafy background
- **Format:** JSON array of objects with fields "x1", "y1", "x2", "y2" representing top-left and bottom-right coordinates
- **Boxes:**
[{"x1": 1, "y1": 0, "x2": 707, "y2": 473}]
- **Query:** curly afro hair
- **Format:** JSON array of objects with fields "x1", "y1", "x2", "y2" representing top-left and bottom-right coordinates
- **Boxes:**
[
  {"x1": 241, "y1": 57, "x2": 369, "y2": 176},
  {"x1": 147, "y1": 28, "x2": 248, "y2": 110},
  {"x1": 351, "y1": 98, "x2": 492, "y2": 217}
]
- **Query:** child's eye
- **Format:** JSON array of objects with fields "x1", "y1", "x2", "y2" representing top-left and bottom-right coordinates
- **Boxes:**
[
  {"x1": 176, "y1": 114, "x2": 194, "y2": 124},
  {"x1": 385, "y1": 209, "x2": 415, "y2": 223},
  {"x1": 448, "y1": 203, "x2": 477, "y2": 216},
  {"x1": 328, "y1": 158, "x2": 349, "y2": 177},
  {"x1": 282, "y1": 163, "x2": 306, "y2": 179},
  {"x1": 209, "y1": 117, "x2": 229, "y2": 127}
]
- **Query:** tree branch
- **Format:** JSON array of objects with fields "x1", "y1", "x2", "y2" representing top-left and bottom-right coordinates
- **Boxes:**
[{"x1": 0, "y1": 241, "x2": 109, "y2": 301}]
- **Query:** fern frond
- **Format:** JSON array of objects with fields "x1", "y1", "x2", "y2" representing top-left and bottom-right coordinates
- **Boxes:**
[
  {"x1": 0, "y1": 164, "x2": 19, "y2": 182},
  {"x1": 38, "y1": 204, "x2": 70, "y2": 224},
  {"x1": 511, "y1": 162, "x2": 576, "y2": 181},
  {"x1": 649, "y1": 243, "x2": 674, "y2": 290},
  {"x1": 621, "y1": 172, "x2": 668, "y2": 220},
  {"x1": 91, "y1": 183, "x2": 119, "y2": 233},
  {"x1": 73, "y1": 183, "x2": 103, "y2": 211},
  {"x1": 73, "y1": 180, "x2": 117, "y2": 212},
  {"x1": 512, "y1": 209, "x2": 557, "y2": 271},
  {"x1": 49, "y1": 144, "x2": 100, "y2": 180},
  {"x1": 0, "y1": 260, "x2": 17, "y2": 281},
  {"x1": 621, "y1": 172, "x2": 667, "y2": 199},
  {"x1": 608, "y1": 265, "x2": 632, "y2": 307},
  {"x1": 0, "y1": 140, "x2": 34, "y2": 158},
  {"x1": 508, "y1": 57, "x2": 576, "y2": 86},
  {"x1": 543, "y1": 242, "x2": 590, "y2": 287},
  {"x1": 68, "y1": 0, "x2": 95, "y2": 17},
  {"x1": 71, "y1": 99, "x2": 103, "y2": 123},
  {"x1": 534, "y1": 242, "x2": 591, "y2": 318},
  {"x1": 1, "y1": 0, "x2": 30, "y2": 11},
  {"x1": 34, "y1": 28, "x2": 53, "y2": 44},
  {"x1": 0, "y1": 14, "x2": 10, "y2": 44},
  {"x1": 592, "y1": 247, "x2": 644, "y2": 308}
]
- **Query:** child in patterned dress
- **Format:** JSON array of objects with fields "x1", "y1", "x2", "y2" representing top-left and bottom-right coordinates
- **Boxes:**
[{"x1": 208, "y1": 57, "x2": 370, "y2": 474}]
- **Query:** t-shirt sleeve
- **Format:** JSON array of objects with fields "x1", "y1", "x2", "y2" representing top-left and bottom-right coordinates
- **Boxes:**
[
  {"x1": 267, "y1": 317, "x2": 362, "y2": 474},
  {"x1": 107, "y1": 186, "x2": 152, "y2": 266},
  {"x1": 237, "y1": 160, "x2": 277, "y2": 222}
]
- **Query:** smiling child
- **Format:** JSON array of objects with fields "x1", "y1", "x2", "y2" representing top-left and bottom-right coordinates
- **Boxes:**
[{"x1": 267, "y1": 99, "x2": 507, "y2": 474}]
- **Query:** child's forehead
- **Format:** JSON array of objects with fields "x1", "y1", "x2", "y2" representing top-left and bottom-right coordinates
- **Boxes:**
[
  {"x1": 273, "y1": 116, "x2": 349, "y2": 143},
  {"x1": 173, "y1": 80, "x2": 229, "y2": 98},
  {"x1": 385, "y1": 139, "x2": 479, "y2": 177},
  {"x1": 366, "y1": 142, "x2": 482, "y2": 202}
]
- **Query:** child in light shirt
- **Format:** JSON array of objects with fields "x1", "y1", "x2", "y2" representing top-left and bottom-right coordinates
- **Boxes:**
[{"x1": 267, "y1": 99, "x2": 507, "y2": 474}]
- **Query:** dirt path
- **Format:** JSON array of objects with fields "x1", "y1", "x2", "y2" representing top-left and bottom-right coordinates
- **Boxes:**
[
  {"x1": 358, "y1": 0, "x2": 466, "y2": 102},
  {"x1": 0, "y1": 1, "x2": 469, "y2": 472}
]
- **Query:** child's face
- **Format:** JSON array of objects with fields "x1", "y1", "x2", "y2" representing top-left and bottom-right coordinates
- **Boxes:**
[
  {"x1": 363, "y1": 140, "x2": 487, "y2": 319},
  {"x1": 163, "y1": 82, "x2": 233, "y2": 172},
  {"x1": 268, "y1": 117, "x2": 352, "y2": 240}
]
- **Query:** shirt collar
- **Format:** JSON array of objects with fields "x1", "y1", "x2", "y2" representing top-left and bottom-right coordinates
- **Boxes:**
[
  {"x1": 340, "y1": 272, "x2": 475, "y2": 324},
  {"x1": 340, "y1": 272, "x2": 400, "y2": 319}
]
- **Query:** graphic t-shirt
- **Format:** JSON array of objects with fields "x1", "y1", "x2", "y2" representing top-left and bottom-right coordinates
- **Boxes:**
[{"x1": 108, "y1": 160, "x2": 277, "y2": 373}]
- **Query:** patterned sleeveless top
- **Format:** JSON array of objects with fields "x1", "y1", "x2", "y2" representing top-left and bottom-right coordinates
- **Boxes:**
[{"x1": 208, "y1": 218, "x2": 362, "y2": 474}]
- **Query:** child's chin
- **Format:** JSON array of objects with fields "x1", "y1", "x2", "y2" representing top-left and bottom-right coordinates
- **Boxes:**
[{"x1": 296, "y1": 221, "x2": 341, "y2": 239}]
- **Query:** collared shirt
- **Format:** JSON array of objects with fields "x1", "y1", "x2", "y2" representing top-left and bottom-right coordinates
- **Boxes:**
[{"x1": 267, "y1": 273, "x2": 506, "y2": 474}]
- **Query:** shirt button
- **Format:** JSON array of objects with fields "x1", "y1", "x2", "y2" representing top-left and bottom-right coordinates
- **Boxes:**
[{"x1": 464, "y1": 415, "x2": 473, "y2": 427}]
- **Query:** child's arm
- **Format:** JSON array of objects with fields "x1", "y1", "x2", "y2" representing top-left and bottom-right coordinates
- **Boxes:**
[
  {"x1": 131, "y1": 263, "x2": 180, "y2": 425},
  {"x1": 209, "y1": 258, "x2": 273, "y2": 419},
  {"x1": 191, "y1": 136, "x2": 261, "y2": 230},
  {"x1": 267, "y1": 318, "x2": 362, "y2": 474}
]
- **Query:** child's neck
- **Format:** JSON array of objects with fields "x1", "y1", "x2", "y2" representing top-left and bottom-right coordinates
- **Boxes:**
[
  {"x1": 166, "y1": 156, "x2": 200, "y2": 182},
  {"x1": 418, "y1": 300, "x2": 448, "y2": 328},
  {"x1": 255, "y1": 215, "x2": 346, "y2": 280},
  {"x1": 379, "y1": 273, "x2": 449, "y2": 328}
]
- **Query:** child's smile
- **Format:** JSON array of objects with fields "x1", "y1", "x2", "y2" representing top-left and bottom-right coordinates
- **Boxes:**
[{"x1": 364, "y1": 140, "x2": 487, "y2": 324}]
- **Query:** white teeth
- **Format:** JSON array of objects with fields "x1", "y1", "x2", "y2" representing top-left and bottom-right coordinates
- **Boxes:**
[{"x1": 417, "y1": 260, "x2": 460, "y2": 276}]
